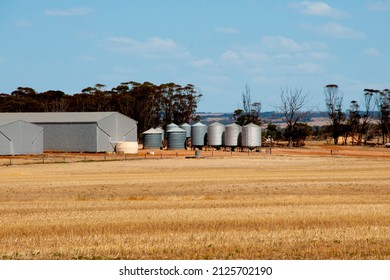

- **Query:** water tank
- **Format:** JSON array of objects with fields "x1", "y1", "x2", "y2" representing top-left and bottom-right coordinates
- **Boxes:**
[
  {"x1": 207, "y1": 122, "x2": 225, "y2": 146},
  {"x1": 191, "y1": 122, "x2": 207, "y2": 147},
  {"x1": 142, "y1": 128, "x2": 163, "y2": 149},
  {"x1": 179, "y1": 123, "x2": 191, "y2": 138},
  {"x1": 242, "y1": 123, "x2": 261, "y2": 147},
  {"x1": 116, "y1": 142, "x2": 138, "y2": 154},
  {"x1": 224, "y1": 123, "x2": 242, "y2": 147},
  {"x1": 167, "y1": 127, "x2": 186, "y2": 150}
]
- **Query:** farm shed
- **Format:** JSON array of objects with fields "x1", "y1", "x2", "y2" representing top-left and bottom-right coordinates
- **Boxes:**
[
  {"x1": 0, "y1": 112, "x2": 137, "y2": 152},
  {"x1": 0, "y1": 120, "x2": 43, "y2": 155}
]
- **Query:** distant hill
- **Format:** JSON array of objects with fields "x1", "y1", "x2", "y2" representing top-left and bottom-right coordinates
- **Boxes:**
[{"x1": 197, "y1": 111, "x2": 328, "y2": 128}]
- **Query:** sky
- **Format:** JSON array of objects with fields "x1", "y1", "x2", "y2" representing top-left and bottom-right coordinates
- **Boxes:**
[{"x1": 1, "y1": 0, "x2": 389, "y2": 112}]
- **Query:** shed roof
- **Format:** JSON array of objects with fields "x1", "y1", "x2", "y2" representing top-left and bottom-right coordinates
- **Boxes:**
[{"x1": 0, "y1": 112, "x2": 135, "y2": 124}]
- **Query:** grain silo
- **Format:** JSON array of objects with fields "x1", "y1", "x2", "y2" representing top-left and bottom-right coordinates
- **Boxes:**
[
  {"x1": 166, "y1": 123, "x2": 178, "y2": 131},
  {"x1": 179, "y1": 123, "x2": 191, "y2": 138},
  {"x1": 191, "y1": 122, "x2": 207, "y2": 148},
  {"x1": 155, "y1": 127, "x2": 165, "y2": 141},
  {"x1": 224, "y1": 123, "x2": 242, "y2": 147},
  {"x1": 207, "y1": 122, "x2": 225, "y2": 147},
  {"x1": 142, "y1": 128, "x2": 163, "y2": 149},
  {"x1": 242, "y1": 123, "x2": 261, "y2": 148},
  {"x1": 166, "y1": 127, "x2": 186, "y2": 150}
]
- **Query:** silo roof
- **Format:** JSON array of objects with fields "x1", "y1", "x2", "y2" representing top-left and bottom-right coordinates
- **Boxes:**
[
  {"x1": 244, "y1": 122, "x2": 260, "y2": 127},
  {"x1": 167, "y1": 127, "x2": 186, "y2": 132},
  {"x1": 192, "y1": 122, "x2": 206, "y2": 127},
  {"x1": 142, "y1": 128, "x2": 162, "y2": 134},
  {"x1": 226, "y1": 123, "x2": 241, "y2": 127},
  {"x1": 209, "y1": 122, "x2": 224, "y2": 126}
]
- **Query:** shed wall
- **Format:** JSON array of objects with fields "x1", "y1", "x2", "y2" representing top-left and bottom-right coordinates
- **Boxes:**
[
  {"x1": 39, "y1": 123, "x2": 97, "y2": 152},
  {"x1": 0, "y1": 121, "x2": 43, "y2": 155}
]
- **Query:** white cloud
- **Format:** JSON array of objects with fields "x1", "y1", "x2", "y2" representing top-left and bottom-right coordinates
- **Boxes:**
[
  {"x1": 214, "y1": 27, "x2": 240, "y2": 34},
  {"x1": 289, "y1": 1, "x2": 348, "y2": 18},
  {"x1": 16, "y1": 20, "x2": 32, "y2": 28},
  {"x1": 364, "y1": 48, "x2": 381, "y2": 57},
  {"x1": 192, "y1": 58, "x2": 215, "y2": 68},
  {"x1": 104, "y1": 36, "x2": 190, "y2": 59},
  {"x1": 242, "y1": 52, "x2": 269, "y2": 62},
  {"x1": 260, "y1": 36, "x2": 326, "y2": 52},
  {"x1": 295, "y1": 63, "x2": 324, "y2": 74},
  {"x1": 300, "y1": 22, "x2": 366, "y2": 39},
  {"x1": 368, "y1": 0, "x2": 390, "y2": 11},
  {"x1": 79, "y1": 55, "x2": 97, "y2": 62},
  {"x1": 221, "y1": 50, "x2": 242, "y2": 63},
  {"x1": 261, "y1": 36, "x2": 303, "y2": 51},
  {"x1": 44, "y1": 7, "x2": 93, "y2": 16}
]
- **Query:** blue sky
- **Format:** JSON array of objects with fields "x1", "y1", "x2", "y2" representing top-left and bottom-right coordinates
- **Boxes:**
[{"x1": 1, "y1": 1, "x2": 389, "y2": 112}]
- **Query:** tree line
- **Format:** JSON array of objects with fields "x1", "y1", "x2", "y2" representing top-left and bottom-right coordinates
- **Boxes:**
[
  {"x1": 0, "y1": 82, "x2": 202, "y2": 137},
  {"x1": 233, "y1": 84, "x2": 390, "y2": 147}
]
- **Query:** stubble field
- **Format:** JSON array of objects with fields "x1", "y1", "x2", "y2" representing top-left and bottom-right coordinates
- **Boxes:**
[{"x1": 1, "y1": 147, "x2": 390, "y2": 259}]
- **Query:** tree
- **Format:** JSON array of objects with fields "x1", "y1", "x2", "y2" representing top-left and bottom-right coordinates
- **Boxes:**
[
  {"x1": 234, "y1": 84, "x2": 261, "y2": 126},
  {"x1": 277, "y1": 87, "x2": 311, "y2": 147},
  {"x1": 265, "y1": 123, "x2": 283, "y2": 143},
  {"x1": 283, "y1": 122, "x2": 312, "y2": 147},
  {"x1": 324, "y1": 84, "x2": 345, "y2": 145},
  {"x1": 347, "y1": 100, "x2": 361, "y2": 145},
  {"x1": 374, "y1": 89, "x2": 390, "y2": 144},
  {"x1": 360, "y1": 89, "x2": 375, "y2": 144}
]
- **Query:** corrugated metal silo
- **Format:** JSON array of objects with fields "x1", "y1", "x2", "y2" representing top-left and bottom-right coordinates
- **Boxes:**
[
  {"x1": 155, "y1": 127, "x2": 164, "y2": 141},
  {"x1": 166, "y1": 123, "x2": 178, "y2": 131},
  {"x1": 179, "y1": 123, "x2": 191, "y2": 138},
  {"x1": 207, "y1": 122, "x2": 225, "y2": 146},
  {"x1": 242, "y1": 123, "x2": 262, "y2": 148},
  {"x1": 142, "y1": 128, "x2": 163, "y2": 149},
  {"x1": 191, "y1": 122, "x2": 207, "y2": 147},
  {"x1": 167, "y1": 127, "x2": 186, "y2": 150},
  {"x1": 224, "y1": 123, "x2": 242, "y2": 147}
]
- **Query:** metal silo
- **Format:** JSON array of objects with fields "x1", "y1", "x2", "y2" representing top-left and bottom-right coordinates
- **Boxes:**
[
  {"x1": 191, "y1": 122, "x2": 207, "y2": 147},
  {"x1": 179, "y1": 123, "x2": 191, "y2": 138},
  {"x1": 207, "y1": 122, "x2": 225, "y2": 147},
  {"x1": 242, "y1": 123, "x2": 261, "y2": 148},
  {"x1": 167, "y1": 127, "x2": 186, "y2": 150},
  {"x1": 166, "y1": 123, "x2": 178, "y2": 131},
  {"x1": 224, "y1": 123, "x2": 242, "y2": 147},
  {"x1": 155, "y1": 127, "x2": 165, "y2": 141},
  {"x1": 142, "y1": 128, "x2": 163, "y2": 149}
]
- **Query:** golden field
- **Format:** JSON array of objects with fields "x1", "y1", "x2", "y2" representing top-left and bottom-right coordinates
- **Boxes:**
[{"x1": 1, "y1": 146, "x2": 390, "y2": 260}]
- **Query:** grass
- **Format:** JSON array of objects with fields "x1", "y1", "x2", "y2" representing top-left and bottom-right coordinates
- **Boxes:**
[{"x1": 0, "y1": 152, "x2": 390, "y2": 259}]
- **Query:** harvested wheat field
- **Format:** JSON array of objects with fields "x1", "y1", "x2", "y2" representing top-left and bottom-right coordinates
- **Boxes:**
[{"x1": 1, "y1": 147, "x2": 390, "y2": 260}]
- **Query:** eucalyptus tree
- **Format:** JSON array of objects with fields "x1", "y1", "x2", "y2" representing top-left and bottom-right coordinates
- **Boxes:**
[
  {"x1": 324, "y1": 84, "x2": 344, "y2": 145},
  {"x1": 278, "y1": 87, "x2": 311, "y2": 147}
]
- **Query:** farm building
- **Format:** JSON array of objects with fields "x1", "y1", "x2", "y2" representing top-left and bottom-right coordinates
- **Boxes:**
[
  {"x1": 0, "y1": 120, "x2": 43, "y2": 155},
  {"x1": 0, "y1": 112, "x2": 137, "y2": 152}
]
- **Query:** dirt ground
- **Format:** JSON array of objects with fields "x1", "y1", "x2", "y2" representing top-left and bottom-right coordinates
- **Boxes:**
[{"x1": 0, "y1": 143, "x2": 390, "y2": 259}]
